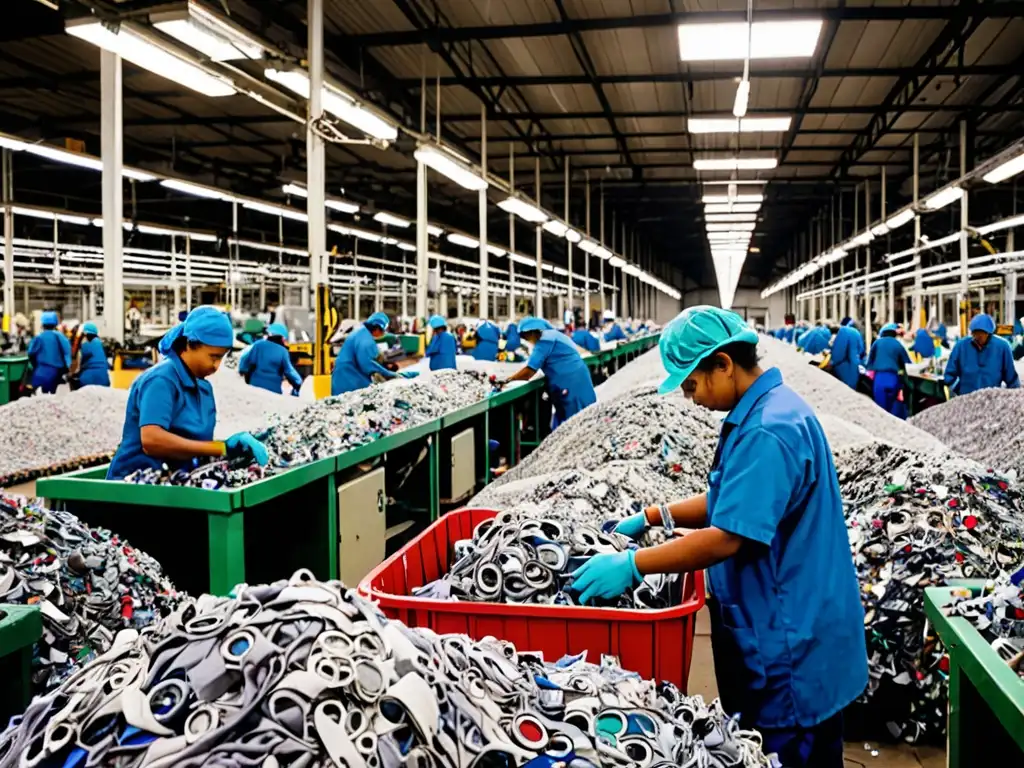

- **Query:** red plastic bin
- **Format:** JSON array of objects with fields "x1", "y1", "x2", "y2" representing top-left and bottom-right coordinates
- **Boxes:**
[{"x1": 359, "y1": 508, "x2": 705, "y2": 690}]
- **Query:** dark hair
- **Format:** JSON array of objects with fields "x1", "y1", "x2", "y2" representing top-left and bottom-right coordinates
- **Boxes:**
[
  {"x1": 85, "y1": 333, "x2": 97, "y2": 341},
  {"x1": 170, "y1": 336, "x2": 205, "y2": 354},
  {"x1": 694, "y1": 341, "x2": 759, "y2": 373},
  {"x1": 881, "y1": 329, "x2": 897, "y2": 338}
]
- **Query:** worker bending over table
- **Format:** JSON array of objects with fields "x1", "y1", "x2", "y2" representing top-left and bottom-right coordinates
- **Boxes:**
[
  {"x1": 472, "y1": 319, "x2": 501, "y2": 361},
  {"x1": 828, "y1": 323, "x2": 864, "y2": 389},
  {"x1": 425, "y1": 315, "x2": 457, "y2": 371},
  {"x1": 28, "y1": 311, "x2": 71, "y2": 395},
  {"x1": 943, "y1": 313, "x2": 1019, "y2": 395},
  {"x1": 73, "y1": 321, "x2": 110, "y2": 388},
  {"x1": 570, "y1": 306, "x2": 866, "y2": 768},
  {"x1": 239, "y1": 323, "x2": 302, "y2": 395},
  {"x1": 107, "y1": 306, "x2": 268, "y2": 480},
  {"x1": 331, "y1": 312, "x2": 415, "y2": 396}
]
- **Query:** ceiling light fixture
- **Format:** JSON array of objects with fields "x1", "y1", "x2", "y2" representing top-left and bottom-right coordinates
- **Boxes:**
[
  {"x1": 982, "y1": 149, "x2": 1024, "y2": 184},
  {"x1": 542, "y1": 220, "x2": 569, "y2": 237},
  {"x1": 689, "y1": 117, "x2": 792, "y2": 134},
  {"x1": 447, "y1": 233, "x2": 479, "y2": 249},
  {"x1": 151, "y1": 1, "x2": 264, "y2": 61},
  {"x1": 12, "y1": 206, "x2": 93, "y2": 227},
  {"x1": 373, "y1": 212, "x2": 412, "y2": 228},
  {"x1": 706, "y1": 213, "x2": 758, "y2": 223},
  {"x1": 161, "y1": 178, "x2": 234, "y2": 201},
  {"x1": 923, "y1": 186, "x2": 964, "y2": 210},
  {"x1": 498, "y1": 195, "x2": 549, "y2": 223},
  {"x1": 281, "y1": 183, "x2": 360, "y2": 214},
  {"x1": 707, "y1": 222, "x2": 756, "y2": 232},
  {"x1": 427, "y1": 224, "x2": 444, "y2": 237},
  {"x1": 396, "y1": 242, "x2": 417, "y2": 252},
  {"x1": 885, "y1": 209, "x2": 915, "y2": 230},
  {"x1": 608, "y1": 256, "x2": 625, "y2": 268},
  {"x1": 243, "y1": 200, "x2": 307, "y2": 222},
  {"x1": 733, "y1": 80, "x2": 750, "y2": 118},
  {"x1": 413, "y1": 143, "x2": 488, "y2": 191},
  {"x1": 704, "y1": 203, "x2": 761, "y2": 214},
  {"x1": 870, "y1": 222, "x2": 890, "y2": 236},
  {"x1": 678, "y1": 20, "x2": 823, "y2": 61},
  {"x1": 694, "y1": 157, "x2": 778, "y2": 171},
  {"x1": 702, "y1": 194, "x2": 764, "y2": 205},
  {"x1": 265, "y1": 68, "x2": 397, "y2": 141},
  {"x1": 0, "y1": 135, "x2": 155, "y2": 181}
]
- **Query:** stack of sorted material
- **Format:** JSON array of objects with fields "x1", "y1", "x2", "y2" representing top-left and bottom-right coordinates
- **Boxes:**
[
  {"x1": 0, "y1": 494, "x2": 183, "y2": 693},
  {"x1": 945, "y1": 580, "x2": 1024, "y2": 679},
  {"x1": 412, "y1": 511, "x2": 679, "y2": 608},
  {"x1": 834, "y1": 441, "x2": 1024, "y2": 742},
  {"x1": 909, "y1": 388, "x2": 1024, "y2": 477},
  {"x1": 0, "y1": 571, "x2": 775, "y2": 768}
]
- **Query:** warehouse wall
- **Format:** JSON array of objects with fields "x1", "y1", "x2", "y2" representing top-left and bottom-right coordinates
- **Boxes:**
[{"x1": 682, "y1": 288, "x2": 787, "y2": 327}]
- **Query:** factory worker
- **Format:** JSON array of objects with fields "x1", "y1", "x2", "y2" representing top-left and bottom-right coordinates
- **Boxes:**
[
  {"x1": 504, "y1": 321, "x2": 521, "y2": 352},
  {"x1": 472, "y1": 319, "x2": 501, "y2": 361},
  {"x1": 506, "y1": 315, "x2": 596, "y2": 428},
  {"x1": 238, "y1": 323, "x2": 303, "y2": 395},
  {"x1": 943, "y1": 313, "x2": 1020, "y2": 396},
  {"x1": 331, "y1": 312, "x2": 411, "y2": 396},
  {"x1": 27, "y1": 310, "x2": 71, "y2": 395},
  {"x1": 798, "y1": 324, "x2": 831, "y2": 355},
  {"x1": 571, "y1": 326, "x2": 601, "y2": 353},
  {"x1": 424, "y1": 315, "x2": 457, "y2": 371},
  {"x1": 867, "y1": 323, "x2": 912, "y2": 417},
  {"x1": 828, "y1": 323, "x2": 863, "y2": 389},
  {"x1": 911, "y1": 328, "x2": 936, "y2": 360},
  {"x1": 107, "y1": 306, "x2": 268, "y2": 480},
  {"x1": 603, "y1": 312, "x2": 627, "y2": 342},
  {"x1": 572, "y1": 306, "x2": 866, "y2": 767},
  {"x1": 935, "y1": 322, "x2": 949, "y2": 347},
  {"x1": 73, "y1": 322, "x2": 110, "y2": 388}
]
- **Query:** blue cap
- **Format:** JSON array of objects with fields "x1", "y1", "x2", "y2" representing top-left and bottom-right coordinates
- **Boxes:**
[
  {"x1": 880, "y1": 322, "x2": 898, "y2": 334},
  {"x1": 267, "y1": 323, "x2": 288, "y2": 338},
  {"x1": 365, "y1": 312, "x2": 390, "y2": 330},
  {"x1": 428, "y1": 314, "x2": 446, "y2": 330},
  {"x1": 82, "y1": 322, "x2": 99, "y2": 335},
  {"x1": 42, "y1": 311, "x2": 59, "y2": 327},
  {"x1": 519, "y1": 316, "x2": 553, "y2": 334},
  {"x1": 658, "y1": 305, "x2": 758, "y2": 395},
  {"x1": 969, "y1": 313, "x2": 996, "y2": 334},
  {"x1": 158, "y1": 305, "x2": 234, "y2": 355}
]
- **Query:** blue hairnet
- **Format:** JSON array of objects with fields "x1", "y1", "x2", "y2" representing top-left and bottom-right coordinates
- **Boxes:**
[
  {"x1": 365, "y1": 312, "x2": 390, "y2": 330},
  {"x1": 267, "y1": 323, "x2": 288, "y2": 338},
  {"x1": 82, "y1": 322, "x2": 99, "y2": 336},
  {"x1": 428, "y1": 314, "x2": 447, "y2": 330},
  {"x1": 658, "y1": 305, "x2": 758, "y2": 395},
  {"x1": 41, "y1": 311, "x2": 59, "y2": 327},
  {"x1": 879, "y1": 322, "x2": 898, "y2": 335},
  {"x1": 158, "y1": 305, "x2": 234, "y2": 355},
  {"x1": 519, "y1": 316, "x2": 553, "y2": 334},
  {"x1": 969, "y1": 313, "x2": 996, "y2": 334}
]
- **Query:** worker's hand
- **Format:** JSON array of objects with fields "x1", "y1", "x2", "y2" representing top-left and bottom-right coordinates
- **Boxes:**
[
  {"x1": 613, "y1": 512, "x2": 649, "y2": 539},
  {"x1": 399, "y1": 370, "x2": 420, "y2": 379},
  {"x1": 224, "y1": 432, "x2": 269, "y2": 467},
  {"x1": 290, "y1": 388, "x2": 300, "y2": 397},
  {"x1": 570, "y1": 551, "x2": 641, "y2": 605}
]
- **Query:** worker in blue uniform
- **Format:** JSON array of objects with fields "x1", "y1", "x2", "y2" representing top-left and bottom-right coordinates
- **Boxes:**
[
  {"x1": 911, "y1": 328, "x2": 935, "y2": 360},
  {"x1": 107, "y1": 306, "x2": 268, "y2": 480},
  {"x1": 27, "y1": 311, "x2": 71, "y2": 395},
  {"x1": 504, "y1": 321, "x2": 521, "y2": 352},
  {"x1": 571, "y1": 326, "x2": 601, "y2": 353},
  {"x1": 944, "y1": 313, "x2": 1020, "y2": 395},
  {"x1": 798, "y1": 325, "x2": 831, "y2": 355},
  {"x1": 331, "y1": 312, "x2": 412, "y2": 395},
  {"x1": 472, "y1": 319, "x2": 501, "y2": 361},
  {"x1": 935, "y1": 323, "x2": 949, "y2": 347},
  {"x1": 867, "y1": 323, "x2": 912, "y2": 417},
  {"x1": 74, "y1": 322, "x2": 110, "y2": 388},
  {"x1": 603, "y1": 311, "x2": 627, "y2": 342},
  {"x1": 425, "y1": 315, "x2": 457, "y2": 371},
  {"x1": 828, "y1": 323, "x2": 862, "y2": 389},
  {"x1": 506, "y1": 315, "x2": 597, "y2": 428},
  {"x1": 238, "y1": 323, "x2": 303, "y2": 395},
  {"x1": 570, "y1": 306, "x2": 866, "y2": 768}
]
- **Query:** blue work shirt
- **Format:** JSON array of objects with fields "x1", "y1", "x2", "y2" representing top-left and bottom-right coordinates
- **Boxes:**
[
  {"x1": 783, "y1": 326, "x2": 795, "y2": 344},
  {"x1": 867, "y1": 336, "x2": 911, "y2": 373},
  {"x1": 944, "y1": 334, "x2": 1020, "y2": 395},
  {"x1": 238, "y1": 338, "x2": 302, "y2": 394},
  {"x1": 425, "y1": 330, "x2": 457, "y2": 371},
  {"x1": 527, "y1": 329, "x2": 597, "y2": 425},
  {"x1": 911, "y1": 329, "x2": 935, "y2": 359},
  {"x1": 829, "y1": 325, "x2": 862, "y2": 389},
  {"x1": 798, "y1": 327, "x2": 829, "y2": 355},
  {"x1": 331, "y1": 325, "x2": 394, "y2": 396},
  {"x1": 774, "y1": 328, "x2": 786, "y2": 340},
  {"x1": 472, "y1": 322, "x2": 501, "y2": 361},
  {"x1": 28, "y1": 329, "x2": 71, "y2": 372},
  {"x1": 571, "y1": 329, "x2": 601, "y2": 353},
  {"x1": 505, "y1": 323, "x2": 521, "y2": 352},
  {"x1": 78, "y1": 337, "x2": 110, "y2": 387},
  {"x1": 604, "y1": 323, "x2": 626, "y2": 342},
  {"x1": 706, "y1": 367, "x2": 867, "y2": 729},
  {"x1": 107, "y1": 352, "x2": 217, "y2": 480}
]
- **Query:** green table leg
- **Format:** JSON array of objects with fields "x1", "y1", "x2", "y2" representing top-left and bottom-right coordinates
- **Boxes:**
[
  {"x1": 326, "y1": 474, "x2": 339, "y2": 580},
  {"x1": 482, "y1": 412, "x2": 491, "y2": 487},
  {"x1": 207, "y1": 512, "x2": 246, "y2": 595},
  {"x1": 428, "y1": 436, "x2": 439, "y2": 521},
  {"x1": 510, "y1": 405, "x2": 518, "y2": 467}
]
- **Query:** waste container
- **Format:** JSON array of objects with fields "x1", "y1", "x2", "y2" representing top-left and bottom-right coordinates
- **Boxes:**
[
  {"x1": 0, "y1": 604, "x2": 42, "y2": 723},
  {"x1": 0, "y1": 355, "x2": 29, "y2": 405}
]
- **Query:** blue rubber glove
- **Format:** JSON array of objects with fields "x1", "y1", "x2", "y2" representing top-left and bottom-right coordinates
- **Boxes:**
[
  {"x1": 290, "y1": 388, "x2": 300, "y2": 397},
  {"x1": 399, "y1": 370, "x2": 420, "y2": 379},
  {"x1": 570, "y1": 551, "x2": 641, "y2": 605},
  {"x1": 613, "y1": 512, "x2": 649, "y2": 539},
  {"x1": 224, "y1": 432, "x2": 269, "y2": 467}
]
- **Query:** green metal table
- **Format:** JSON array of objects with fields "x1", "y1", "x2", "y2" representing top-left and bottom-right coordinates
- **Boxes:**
[
  {"x1": 924, "y1": 585, "x2": 1024, "y2": 767},
  {"x1": 905, "y1": 372, "x2": 948, "y2": 417},
  {"x1": 0, "y1": 355, "x2": 29, "y2": 405},
  {"x1": 0, "y1": 604, "x2": 41, "y2": 724}
]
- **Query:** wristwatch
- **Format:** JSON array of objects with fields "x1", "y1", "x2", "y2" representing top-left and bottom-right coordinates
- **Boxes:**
[{"x1": 658, "y1": 504, "x2": 675, "y2": 534}]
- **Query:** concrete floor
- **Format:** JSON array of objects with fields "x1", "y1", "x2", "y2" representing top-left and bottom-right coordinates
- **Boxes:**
[{"x1": 690, "y1": 607, "x2": 946, "y2": 768}]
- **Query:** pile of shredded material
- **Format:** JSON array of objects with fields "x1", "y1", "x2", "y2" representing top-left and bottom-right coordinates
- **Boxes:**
[
  {"x1": 909, "y1": 388, "x2": 1024, "y2": 477},
  {"x1": 208, "y1": 364, "x2": 306, "y2": 438},
  {"x1": 944, "y1": 579, "x2": 1024, "y2": 679},
  {"x1": 0, "y1": 572, "x2": 776, "y2": 768},
  {"x1": 595, "y1": 346, "x2": 665, "y2": 402},
  {"x1": 834, "y1": 441, "x2": 1024, "y2": 742},
  {"x1": 0, "y1": 494, "x2": 183, "y2": 694}
]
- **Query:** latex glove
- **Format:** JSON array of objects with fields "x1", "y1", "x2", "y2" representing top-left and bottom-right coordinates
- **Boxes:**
[
  {"x1": 613, "y1": 512, "x2": 649, "y2": 540},
  {"x1": 399, "y1": 370, "x2": 420, "y2": 379},
  {"x1": 290, "y1": 388, "x2": 300, "y2": 397},
  {"x1": 570, "y1": 551, "x2": 641, "y2": 605},
  {"x1": 224, "y1": 432, "x2": 269, "y2": 467}
]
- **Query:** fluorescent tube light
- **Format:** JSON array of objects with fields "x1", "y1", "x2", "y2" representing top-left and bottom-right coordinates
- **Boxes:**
[
  {"x1": 243, "y1": 200, "x2": 307, "y2": 222},
  {"x1": 447, "y1": 233, "x2": 479, "y2": 249},
  {"x1": 498, "y1": 195, "x2": 549, "y2": 224},
  {"x1": 427, "y1": 224, "x2": 444, "y2": 237},
  {"x1": 281, "y1": 183, "x2": 360, "y2": 213},
  {"x1": 707, "y1": 231, "x2": 752, "y2": 240},
  {"x1": 373, "y1": 212, "x2": 412, "y2": 228},
  {"x1": 265, "y1": 68, "x2": 397, "y2": 141},
  {"x1": 0, "y1": 135, "x2": 155, "y2": 181},
  {"x1": 542, "y1": 220, "x2": 569, "y2": 237},
  {"x1": 983, "y1": 150, "x2": 1024, "y2": 184},
  {"x1": 923, "y1": 186, "x2": 963, "y2": 210},
  {"x1": 413, "y1": 144, "x2": 488, "y2": 191},
  {"x1": 579, "y1": 240, "x2": 600, "y2": 254},
  {"x1": 12, "y1": 206, "x2": 92, "y2": 227},
  {"x1": 694, "y1": 157, "x2": 778, "y2": 171},
  {"x1": 609, "y1": 256, "x2": 626, "y2": 268},
  {"x1": 871, "y1": 222, "x2": 890, "y2": 236},
  {"x1": 850, "y1": 231, "x2": 874, "y2": 247},
  {"x1": 161, "y1": 178, "x2": 235, "y2": 201},
  {"x1": 396, "y1": 242, "x2": 417, "y2": 252},
  {"x1": 594, "y1": 245, "x2": 613, "y2": 259},
  {"x1": 689, "y1": 117, "x2": 791, "y2": 134},
  {"x1": 702, "y1": 194, "x2": 764, "y2": 204},
  {"x1": 885, "y1": 209, "x2": 915, "y2": 230},
  {"x1": 678, "y1": 20, "x2": 823, "y2": 61},
  {"x1": 704, "y1": 203, "x2": 761, "y2": 214},
  {"x1": 976, "y1": 213, "x2": 1024, "y2": 235},
  {"x1": 706, "y1": 213, "x2": 757, "y2": 223},
  {"x1": 151, "y1": 2, "x2": 264, "y2": 61},
  {"x1": 565, "y1": 229, "x2": 583, "y2": 244},
  {"x1": 732, "y1": 80, "x2": 750, "y2": 118},
  {"x1": 124, "y1": 221, "x2": 218, "y2": 242},
  {"x1": 487, "y1": 245, "x2": 506, "y2": 257},
  {"x1": 707, "y1": 222, "x2": 756, "y2": 232},
  {"x1": 67, "y1": 20, "x2": 235, "y2": 98},
  {"x1": 702, "y1": 179, "x2": 768, "y2": 186}
]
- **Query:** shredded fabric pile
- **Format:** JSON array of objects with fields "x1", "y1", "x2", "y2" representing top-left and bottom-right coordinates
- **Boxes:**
[
  {"x1": 411, "y1": 511, "x2": 679, "y2": 609},
  {"x1": 944, "y1": 580, "x2": 1024, "y2": 679},
  {"x1": 0, "y1": 571, "x2": 776, "y2": 768},
  {"x1": 208, "y1": 364, "x2": 306, "y2": 438},
  {"x1": 0, "y1": 494, "x2": 184, "y2": 694},
  {"x1": 834, "y1": 442, "x2": 1024, "y2": 742},
  {"x1": 909, "y1": 388, "x2": 1024, "y2": 477}
]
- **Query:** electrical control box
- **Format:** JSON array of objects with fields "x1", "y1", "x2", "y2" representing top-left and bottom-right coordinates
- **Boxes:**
[
  {"x1": 337, "y1": 467, "x2": 386, "y2": 587},
  {"x1": 450, "y1": 426, "x2": 476, "y2": 502}
]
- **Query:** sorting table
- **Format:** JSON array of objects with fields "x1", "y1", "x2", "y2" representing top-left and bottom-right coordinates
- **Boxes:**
[
  {"x1": 905, "y1": 371, "x2": 948, "y2": 416},
  {"x1": 0, "y1": 355, "x2": 29, "y2": 405}
]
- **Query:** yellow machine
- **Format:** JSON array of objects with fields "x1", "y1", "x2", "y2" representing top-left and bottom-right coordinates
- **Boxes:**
[
  {"x1": 311, "y1": 283, "x2": 339, "y2": 399},
  {"x1": 111, "y1": 347, "x2": 158, "y2": 390}
]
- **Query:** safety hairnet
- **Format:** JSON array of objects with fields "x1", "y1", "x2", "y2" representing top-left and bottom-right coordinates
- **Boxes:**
[
  {"x1": 365, "y1": 312, "x2": 390, "y2": 330},
  {"x1": 41, "y1": 311, "x2": 59, "y2": 327},
  {"x1": 428, "y1": 314, "x2": 447, "y2": 330},
  {"x1": 158, "y1": 305, "x2": 234, "y2": 355},
  {"x1": 879, "y1": 322, "x2": 898, "y2": 335},
  {"x1": 82, "y1": 322, "x2": 99, "y2": 336},
  {"x1": 969, "y1": 313, "x2": 996, "y2": 334},
  {"x1": 658, "y1": 305, "x2": 758, "y2": 395},
  {"x1": 519, "y1": 316, "x2": 553, "y2": 334},
  {"x1": 267, "y1": 323, "x2": 288, "y2": 338}
]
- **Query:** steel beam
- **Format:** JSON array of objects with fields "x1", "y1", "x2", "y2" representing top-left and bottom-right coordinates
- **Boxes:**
[{"x1": 101, "y1": 51, "x2": 124, "y2": 343}]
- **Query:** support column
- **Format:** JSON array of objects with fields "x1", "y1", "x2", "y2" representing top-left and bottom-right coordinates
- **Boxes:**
[
  {"x1": 307, "y1": 0, "x2": 326, "y2": 318},
  {"x1": 534, "y1": 157, "x2": 543, "y2": 316},
  {"x1": 958, "y1": 121, "x2": 969, "y2": 333},
  {"x1": 478, "y1": 103, "x2": 489, "y2": 319},
  {"x1": 864, "y1": 179, "x2": 872, "y2": 345},
  {"x1": 508, "y1": 144, "x2": 516, "y2": 319},
  {"x1": 415, "y1": 160, "x2": 428, "y2": 319},
  {"x1": 101, "y1": 50, "x2": 124, "y2": 342},
  {"x1": 584, "y1": 171, "x2": 591, "y2": 324},
  {"x1": 170, "y1": 235, "x2": 180, "y2": 318},
  {"x1": 564, "y1": 156, "x2": 573, "y2": 315},
  {"x1": 354, "y1": 240, "x2": 361, "y2": 319},
  {"x1": 914, "y1": 133, "x2": 924, "y2": 329},
  {"x1": 2, "y1": 150, "x2": 13, "y2": 331},
  {"x1": 456, "y1": 290, "x2": 464, "y2": 319},
  {"x1": 185, "y1": 235, "x2": 193, "y2": 311},
  {"x1": 599, "y1": 182, "x2": 605, "y2": 314}
]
